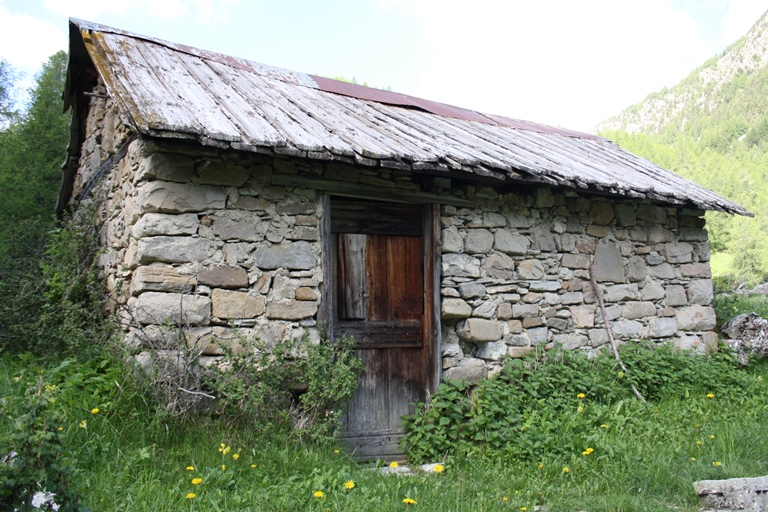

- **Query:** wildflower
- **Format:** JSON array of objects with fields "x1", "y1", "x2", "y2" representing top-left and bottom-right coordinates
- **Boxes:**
[
  {"x1": 186, "y1": 493, "x2": 196, "y2": 499},
  {"x1": 191, "y1": 478, "x2": 202, "y2": 485},
  {"x1": 502, "y1": 497, "x2": 508, "y2": 502},
  {"x1": 582, "y1": 447, "x2": 594, "y2": 456},
  {"x1": 618, "y1": 371, "x2": 624, "y2": 378},
  {"x1": 390, "y1": 461, "x2": 399, "y2": 468},
  {"x1": 706, "y1": 393, "x2": 714, "y2": 399},
  {"x1": 600, "y1": 424, "x2": 607, "y2": 429},
  {"x1": 710, "y1": 435, "x2": 716, "y2": 439},
  {"x1": 577, "y1": 393, "x2": 585, "y2": 399},
  {"x1": 334, "y1": 449, "x2": 340, "y2": 453},
  {"x1": 314, "y1": 491, "x2": 325, "y2": 498},
  {"x1": 57, "y1": 427, "x2": 64, "y2": 431},
  {"x1": 537, "y1": 464, "x2": 543, "y2": 470},
  {"x1": 232, "y1": 453, "x2": 239, "y2": 460},
  {"x1": 577, "y1": 406, "x2": 584, "y2": 412},
  {"x1": 690, "y1": 457, "x2": 696, "y2": 461},
  {"x1": 13, "y1": 376, "x2": 20, "y2": 382},
  {"x1": 402, "y1": 498, "x2": 417, "y2": 505},
  {"x1": 713, "y1": 461, "x2": 722, "y2": 467},
  {"x1": 221, "y1": 465, "x2": 226, "y2": 471},
  {"x1": 562, "y1": 467, "x2": 570, "y2": 473},
  {"x1": 697, "y1": 441, "x2": 702, "y2": 445},
  {"x1": 222, "y1": 446, "x2": 231, "y2": 455},
  {"x1": 433, "y1": 464, "x2": 444, "y2": 473},
  {"x1": 344, "y1": 480, "x2": 355, "y2": 489},
  {"x1": 250, "y1": 464, "x2": 257, "y2": 469},
  {"x1": 759, "y1": 375, "x2": 763, "y2": 381},
  {"x1": 79, "y1": 420, "x2": 87, "y2": 429},
  {"x1": 186, "y1": 466, "x2": 195, "y2": 471},
  {"x1": 91, "y1": 408, "x2": 100, "y2": 414},
  {"x1": 521, "y1": 508, "x2": 528, "y2": 511}
]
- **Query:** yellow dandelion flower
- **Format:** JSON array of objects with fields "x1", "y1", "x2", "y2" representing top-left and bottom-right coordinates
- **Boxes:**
[
  {"x1": 577, "y1": 393, "x2": 585, "y2": 399},
  {"x1": 220, "y1": 443, "x2": 225, "y2": 448},
  {"x1": 250, "y1": 464, "x2": 257, "y2": 468},
  {"x1": 690, "y1": 457, "x2": 696, "y2": 461},
  {"x1": 314, "y1": 490, "x2": 325, "y2": 498},
  {"x1": 618, "y1": 371, "x2": 624, "y2": 378},
  {"x1": 186, "y1": 466, "x2": 195, "y2": 471},
  {"x1": 713, "y1": 461, "x2": 722, "y2": 467},
  {"x1": 191, "y1": 478, "x2": 202, "y2": 485},
  {"x1": 537, "y1": 464, "x2": 543, "y2": 470},
  {"x1": 344, "y1": 480, "x2": 355, "y2": 489},
  {"x1": 521, "y1": 508, "x2": 527, "y2": 511},
  {"x1": 389, "y1": 461, "x2": 399, "y2": 468},
  {"x1": 221, "y1": 465, "x2": 226, "y2": 471},
  {"x1": 79, "y1": 420, "x2": 87, "y2": 429},
  {"x1": 697, "y1": 441, "x2": 702, "y2": 445},
  {"x1": 502, "y1": 497, "x2": 509, "y2": 502},
  {"x1": 577, "y1": 406, "x2": 584, "y2": 412},
  {"x1": 706, "y1": 393, "x2": 714, "y2": 398},
  {"x1": 186, "y1": 492, "x2": 196, "y2": 499},
  {"x1": 334, "y1": 449, "x2": 340, "y2": 453},
  {"x1": 57, "y1": 427, "x2": 63, "y2": 431},
  {"x1": 222, "y1": 446, "x2": 231, "y2": 455},
  {"x1": 232, "y1": 453, "x2": 239, "y2": 460},
  {"x1": 562, "y1": 467, "x2": 570, "y2": 473},
  {"x1": 600, "y1": 424, "x2": 607, "y2": 428},
  {"x1": 13, "y1": 376, "x2": 20, "y2": 382},
  {"x1": 433, "y1": 464, "x2": 444, "y2": 473},
  {"x1": 758, "y1": 375, "x2": 763, "y2": 381},
  {"x1": 582, "y1": 447, "x2": 594, "y2": 456},
  {"x1": 710, "y1": 435, "x2": 716, "y2": 439},
  {"x1": 91, "y1": 408, "x2": 99, "y2": 414},
  {"x1": 402, "y1": 498, "x2": 417, "y2": 505},
  {"x1": 514, "y1": 490, "x2": 519, "y2": 495}
]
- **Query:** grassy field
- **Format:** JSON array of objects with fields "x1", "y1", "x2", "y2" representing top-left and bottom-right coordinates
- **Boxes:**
[{"x1": 4, "y1": 350, "x2": 768, "y2": 512}]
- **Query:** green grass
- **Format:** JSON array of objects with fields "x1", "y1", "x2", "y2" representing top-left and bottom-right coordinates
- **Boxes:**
[
  {"x1": 710, "y1": 252, "x2": 734, "y2": 277},
  {"x1": 4, "y1": 352, "x2": 768, "y2": 511}
]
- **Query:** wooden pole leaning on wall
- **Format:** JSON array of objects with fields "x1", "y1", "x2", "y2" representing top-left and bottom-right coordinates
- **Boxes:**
[{"x1": 589, "y1": 260, "x2": 647, "y2": 404}]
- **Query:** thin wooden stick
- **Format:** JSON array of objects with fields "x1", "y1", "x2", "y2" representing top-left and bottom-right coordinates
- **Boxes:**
[{"x1": 589, "y1": 261, "x2": 647, "y2": 403}]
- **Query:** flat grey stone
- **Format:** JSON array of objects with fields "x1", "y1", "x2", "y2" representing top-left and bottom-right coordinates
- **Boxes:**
[
  {"x1": 254, "y1": 241, "x2": 316, "y2": 270},
  {"x1": 465, "y1": 229, "x2": 494, "y2": 254},
  {"x1": 441, "y1": 298, "x2": 472, "y2": 319},
  {"x1": 138, "y1": 180, "x2": 226, "y2": 213},
  {"x1": 134, "y1": 292, "x2": 211, "y2": 326},
  {"x1": 137, "y1": 236, "x2": 211, "y2": 264},
  {"x1": 442, "y1": 253, "x2": 481, "y2": 277},
  {"x1": 456, "y1": 318, "x2": 504, "y2": 343},
  {"x1": 493, "y1": 229, "x2": 529, "y2": 255},
  {"x1": 443, "y1": 358, "x2": 487, "y2": 384},
  {"x1": 132, "y1": 213, "x2": 198, "y2": 239}
]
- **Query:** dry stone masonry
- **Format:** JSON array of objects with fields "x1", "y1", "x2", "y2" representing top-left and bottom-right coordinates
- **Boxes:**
[{"x1": 76, "y1": 81, "x2": 717, "y2": 383}]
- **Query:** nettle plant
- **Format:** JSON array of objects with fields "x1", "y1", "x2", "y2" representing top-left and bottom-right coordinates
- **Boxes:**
[{"x1": 402, "y1": 343, "x2": 750, "y2": 464}]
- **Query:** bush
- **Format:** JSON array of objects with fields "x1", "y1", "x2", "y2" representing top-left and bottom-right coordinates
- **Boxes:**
[{"x1": 402, "y1": 344, "x2": 750, "y2": 463}]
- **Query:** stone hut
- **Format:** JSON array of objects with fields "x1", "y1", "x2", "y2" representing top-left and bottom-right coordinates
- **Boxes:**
[{"x1": 60, "y1": 19, "x2": 749, "y2": 457}]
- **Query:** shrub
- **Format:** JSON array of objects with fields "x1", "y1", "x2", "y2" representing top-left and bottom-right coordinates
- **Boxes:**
[{"x1": 402, "y1": 344, "x2": 750, "y2": 463}]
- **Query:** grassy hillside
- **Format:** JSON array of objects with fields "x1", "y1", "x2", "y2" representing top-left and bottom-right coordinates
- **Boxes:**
[{"x1": 597, "y1": 11, "x2": 768, "y2": 286}]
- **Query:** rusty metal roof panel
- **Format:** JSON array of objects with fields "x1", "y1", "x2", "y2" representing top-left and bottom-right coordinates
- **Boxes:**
[{"x1": 68, "y1": 18, "x2": 750, "y2": 216}]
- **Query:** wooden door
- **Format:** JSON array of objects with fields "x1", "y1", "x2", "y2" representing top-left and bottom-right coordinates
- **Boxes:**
[{"x1": 329, "y1": 198, "x2": 437, "y2": 458}]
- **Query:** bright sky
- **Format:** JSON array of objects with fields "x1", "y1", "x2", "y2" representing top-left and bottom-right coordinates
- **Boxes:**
[{"x1": 0, "y1": 0, "x2": 765, "y2": 133}]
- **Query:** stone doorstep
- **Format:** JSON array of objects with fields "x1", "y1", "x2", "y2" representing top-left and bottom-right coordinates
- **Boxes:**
[{"x1": 694, "y1": 476, "x2": 768, "y2": 511}]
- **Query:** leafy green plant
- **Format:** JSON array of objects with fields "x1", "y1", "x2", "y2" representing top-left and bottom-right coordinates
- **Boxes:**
[{"x1": 402, "y1": 344, "x2": 750, "y2": 464}]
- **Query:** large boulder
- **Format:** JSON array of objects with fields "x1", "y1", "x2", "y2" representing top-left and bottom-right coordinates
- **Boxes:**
[{"x1": 720, "y1": 312, "x2": 768, "y2": 365}]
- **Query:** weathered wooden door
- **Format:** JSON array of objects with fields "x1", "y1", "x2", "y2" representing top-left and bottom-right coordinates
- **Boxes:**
[{"x1": 328, "y1": 198, "x2": 437, "y2": 458}]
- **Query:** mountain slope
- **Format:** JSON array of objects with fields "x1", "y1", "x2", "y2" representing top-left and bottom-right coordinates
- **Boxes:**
[{"x1": 596, "y1": 10, "x2": 768, "y2": 285}]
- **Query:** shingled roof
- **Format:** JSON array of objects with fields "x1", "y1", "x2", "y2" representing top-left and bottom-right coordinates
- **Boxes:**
[{"x1": 63, "y1": 18, "x2": 750, "y2": 216}]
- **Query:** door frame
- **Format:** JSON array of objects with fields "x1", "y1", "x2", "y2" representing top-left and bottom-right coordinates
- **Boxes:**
[{"x1": 319, "y1": 193, "x2": 441, "y2": 452}]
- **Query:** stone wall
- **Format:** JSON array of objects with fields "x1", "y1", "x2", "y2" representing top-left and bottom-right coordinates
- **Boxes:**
[
  {"x1": 76, "y1": 87, "x2": 715, "y2": 382},
  {"x1": 439, "y1": 188, "x2": 716, "y2": 382}
]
